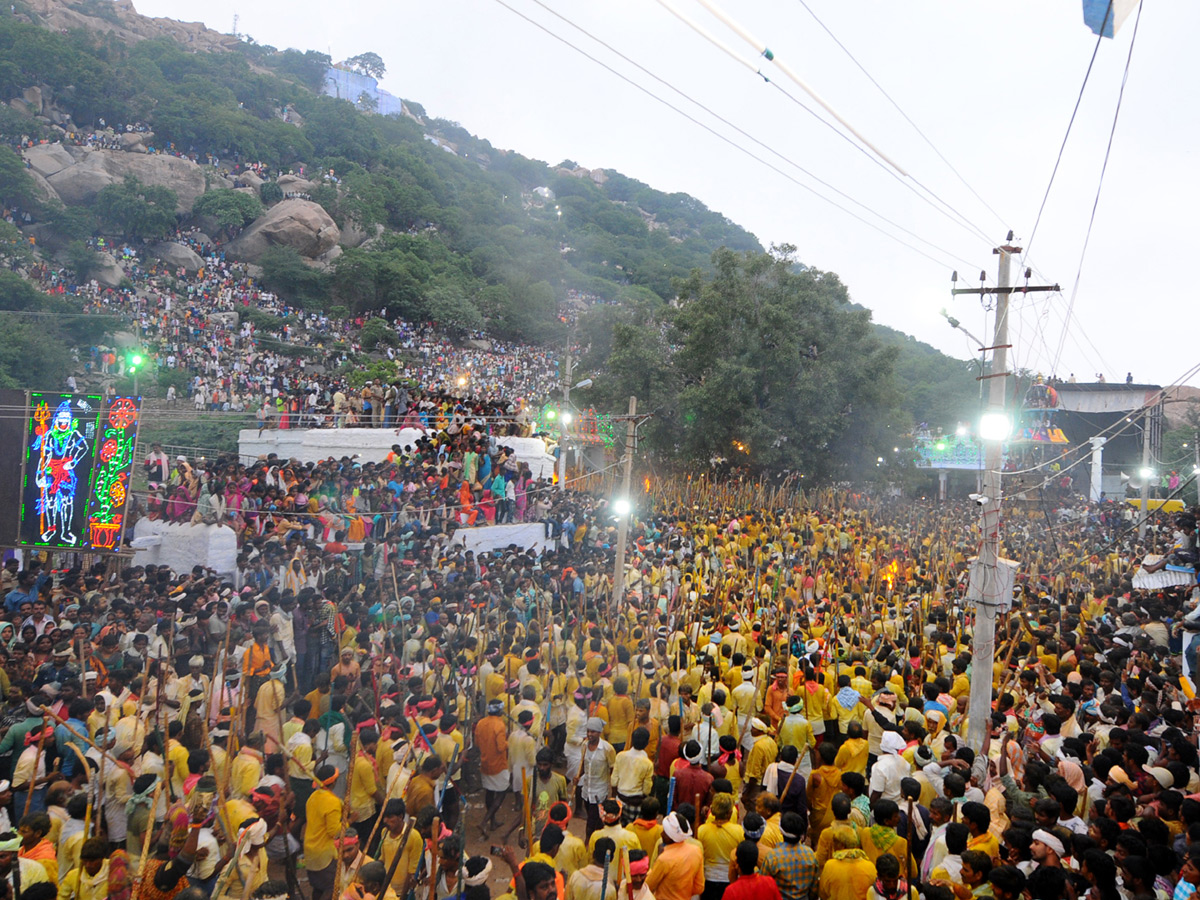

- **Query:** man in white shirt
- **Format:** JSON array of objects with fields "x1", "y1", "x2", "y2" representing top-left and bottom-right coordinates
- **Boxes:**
[{"x1": 869, "y1": 731, "x2": 912, "y2": 804}]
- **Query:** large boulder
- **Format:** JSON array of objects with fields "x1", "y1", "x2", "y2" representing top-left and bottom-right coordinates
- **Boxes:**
[
  {"x1": 44, "y1": 148, "x2": 206, "y2": 212},
  {"x1": 277, "y1": 174, "x2": 317, "y2": 196},
  {"x1": 118, "y1": 131, "x2": 153, "y2": 153},
  {"x1": 26, "y1": 170, "x2": 60, "y2": 204},
  {"x1": 235, "y1": 170, "x2": 264, "y2": 190},
  {"x1": 21, "y1": 87, "x2": 43, "y2": 116},
  {"x1": 225, "y1": 199, "x2": 340, "y2": 262},
  {"x1": 23, "y1": 143, "x2": 76, "y2": 179},
  {"x1": 147, "y1": 241, "x2": 204, "y2": 272},
  {"x1": 91, "y1": 251, "x2": 126, "y2": 288}
]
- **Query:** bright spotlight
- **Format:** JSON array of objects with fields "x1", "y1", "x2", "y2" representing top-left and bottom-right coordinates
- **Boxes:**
[
  {"x1": 1140, "y1": 467, "x2": 1155, "y2": 479},
  {"x1": 613, "y1": 499, "x2": 631, "y2": 516},
  {"x1": 561, "y1": 412, "x2": 573, "y2": 426},
  {"x1": 956, "y1": 425, "x2": 968, "y2": 437},
  {"x1": 979, "y1": 412, "x2": 1011, "y2": 441}
]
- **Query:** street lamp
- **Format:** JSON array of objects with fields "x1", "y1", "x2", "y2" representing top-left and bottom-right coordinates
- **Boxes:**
[
  {"x1": 127, "y1": 351, "x2": 145, "y2": 397},
  {"x1": 979, "y1": 412, "x2": 1011, "y2": 442},
  {"x1": 613, "y1": 498, "x2": 631, "y2": 517}
]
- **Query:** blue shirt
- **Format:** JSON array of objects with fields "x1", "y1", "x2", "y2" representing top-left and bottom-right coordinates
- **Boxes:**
[{"x1": 4, "y1": 587, "x2": 35, "y2": 614}]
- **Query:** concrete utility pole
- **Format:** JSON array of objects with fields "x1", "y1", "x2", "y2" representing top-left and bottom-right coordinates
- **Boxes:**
[
  {"x1": 1139, "y1": 409, "x2": 1152, "y2": 540},
  {"x1": 952, "y1": 238, "x2": 1058, "y2": 752},
  {"x1": 557, "y1": 328, "x2": 573, "y2": 493},
  {"x1": 610, "y1": 396, "x2": 637, "y2": 611}
]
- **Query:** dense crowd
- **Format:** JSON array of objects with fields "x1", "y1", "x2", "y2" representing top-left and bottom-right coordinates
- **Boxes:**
[{"x1": 0, "y1": 458, "x2": 1194, "y2": 900}]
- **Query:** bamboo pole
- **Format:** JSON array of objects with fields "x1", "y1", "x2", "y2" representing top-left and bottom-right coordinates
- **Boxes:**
[
  {"x1": 22, "y1": 717, "x2": 47, "y2": 818},
  {"x1": 133, "y1": 778, "x2": 166, "y2": 887},
  {"x1": 333, "y1": 727, "x2": 360, "y2": 899}
]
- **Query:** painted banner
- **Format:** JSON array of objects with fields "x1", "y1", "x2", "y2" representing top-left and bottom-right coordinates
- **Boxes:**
[{"x1": 17, "y1": 393, "x2": 142, "y2": 551}]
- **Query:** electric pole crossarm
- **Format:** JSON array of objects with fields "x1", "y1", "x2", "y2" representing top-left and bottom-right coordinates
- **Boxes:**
[{"x1": 950, "y1": 284, "x2": 1060, "y2": 296}]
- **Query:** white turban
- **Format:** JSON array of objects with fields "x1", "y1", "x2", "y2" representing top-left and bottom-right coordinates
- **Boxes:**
[
  {"x1": 880, "y1": 732, "x2": 907, "y2": 756},
  {"x1": 238, "y1": 816, "x2": 269, "y2": 850},
  {"x1": 662, "y1": 811, "x2": 690, "y2": 843},
  {"x1": 1032, "y1": 828, "x2": 1065, "y2": 858}
]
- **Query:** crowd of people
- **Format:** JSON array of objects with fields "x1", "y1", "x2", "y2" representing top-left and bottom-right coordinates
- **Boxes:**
[
  {"x1": 4, "y1": 126, "x2": 1198, "y2": 900},
  {"x1": 0, "y1": 460, "x2": 1193, "y2": 900}
]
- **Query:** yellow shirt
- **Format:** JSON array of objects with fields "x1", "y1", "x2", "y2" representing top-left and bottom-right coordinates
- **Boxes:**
[
  {"x1": 745, "y1": 736, "x2": 777, "y2": 782},
  {"x1": 834, "y1": 737, "x2": 869, "y2": 776},
  {"x1": 304, "y1": 787, "x2": 344, "y2": 872},
  {"x1": 229, "y1": 750, "x2": 263, "y2": 799},
  {"x1": 610, "y1": 748, "x2": 654, "y2": 797},
  {"x1": 350, "y1": 753, "x2": 380, "y2": 820},
  {"x1": 697, "y1": 820, "x2": 744, "y2": 877},
  {"x1": 379, "y1": 827, "x2": 423, "y2": 880},
  {"x1": 608, "y1": 695, "x2": 635, "y2": 746}
]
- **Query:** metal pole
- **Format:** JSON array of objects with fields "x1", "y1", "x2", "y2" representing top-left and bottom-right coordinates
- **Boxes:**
[
  {"x1": 966, "y1": 244, "x2": 1011, "y2": 753},
  {"x1": 611, "y1": 396, "x2": 637, "y2": 612}
]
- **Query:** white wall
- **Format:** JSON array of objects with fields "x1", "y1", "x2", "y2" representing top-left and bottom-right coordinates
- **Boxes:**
[{"x1": 238, "y1": 427, "x2": 557, "y2": 478}]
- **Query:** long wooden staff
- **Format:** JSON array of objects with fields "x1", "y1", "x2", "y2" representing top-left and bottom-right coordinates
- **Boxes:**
[
  {"x1": 133, "y1": 777, "x2": 166, "y2": 889},
  {"x1": 333, "y1": 727, "x2": 360, "y2": 899},
  {"x1": 23, "y1": 717, "x2": 48, "y2": 817}
]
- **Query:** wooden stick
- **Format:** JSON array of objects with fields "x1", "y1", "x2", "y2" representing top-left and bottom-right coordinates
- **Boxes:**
[
  {"x1": 133, "y1": 778, "x2": 166, "y2": 888},
  {"x1": 23, "y1": 717, "x2": 48, "y2": 817},
  {"x1": 426, "y1": 815, "x2": 441, "y2": 900},
  {"x1": 333, "y1": 727, "x2": 360, "y2": 899}
]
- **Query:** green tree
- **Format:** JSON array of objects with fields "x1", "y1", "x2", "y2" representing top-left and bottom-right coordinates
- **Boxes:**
[
  {"x1": 0, "y1": 221, "x2": 32, "y2": 269},
  {"x1": 258, "y1": 246, "x2": 331, "y2": 308},
  {"x1": 599, "y1": 247, "x2": 901, "y2": 479},
  {"x1": 345, "y1": 52, "x2": 386, "y2": 80},
  {"x1": 0, "y1": 146, "x2": 35, "y2": 210},
  {"x1": 192, "y1": 188, "x2": 263, "y2": 234},
  {"x1": 94, "y1": 176, "x2": 178, "y2": 239},
  {"x1": 360, "y1": 317, "x2": 397, "y2": 350},
  {"x1": 260, "y1": 182, "x2": 283, "y2": 205}
]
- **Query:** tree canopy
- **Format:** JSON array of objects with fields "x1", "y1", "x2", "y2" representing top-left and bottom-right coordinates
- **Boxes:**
[{"x1": 95, "y1": 176, "x2": 178, "y2": 239}]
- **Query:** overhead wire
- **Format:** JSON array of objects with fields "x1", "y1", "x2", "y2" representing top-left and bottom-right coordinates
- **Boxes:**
[
  {"x1": 1020, "y1": 0, "x2": 1114, "y2": 270},
  {"x1": 515, "y1": 0, "x2": 983, "y2": 268},
  {"x1": 792, "y1": 0, "x2": 1008, "y2": 231},
  {"x1": 654, "y1": 0, "x2": 998, "y2": 250},
  {"x1": 488, "y1": 0, "x2": 978, "y2": 272},
  {"x1": 1051, "y1": 0, "x2": 1143, "y2": 378}
]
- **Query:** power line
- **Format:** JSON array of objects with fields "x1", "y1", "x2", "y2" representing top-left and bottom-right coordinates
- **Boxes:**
[
  {"x1": 792, "y1": 0, "x2": 1008, "y2": 231},
  {"x1": 1020, "y1": 0, "x2": 1113, "y2": 268},
  {"x1": 518, "y1": 0, "x2": 987, "y2": 268},
  {"x1": 1051, "y1": 0, "x2": 1143, "y2": 377},
  {"x1": 488, "y1": 0, "x2": 978, "y2": 272},
  {"x1": 654, "y1": 0, "x2": 997, "y2": 251}
]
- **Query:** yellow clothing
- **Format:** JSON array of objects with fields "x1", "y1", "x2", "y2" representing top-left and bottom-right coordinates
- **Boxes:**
[
  {"x1": 167, "y1": 739, "x2": 190, "y2": 798},
  {"x1": 697, "y1": 819, "x2": 744, "y2": 874},
  {"x1": 819, "y1": 855, "x2": 877, "y2": 900},
  {"x1": 857, "y1": 827, "x2": 907, "y2": 865},
  {"x1": 379, "y1": 827, "x2": 423, "y2": 881},
  {"x1": 967, "y1": 830, "x2": 1001, "y2": 863},
  {"x1": 610, "y1": 748, "x2": 654, "y2": 797},
  {"x1": 834, "y1": 738, "x2": 869, "y2": 776},
  {"x1": 350, "y1": 753, "x2": 380, "y2": 821},
  {"x1": 950, "y1": 674, "x2": 970, "y2": 699},
  {"x1": 608, "y1": 695, "x2": 635, "y2": 746},
  {"x1": 304, "y1": 787, "x2": 344, "y2": 872},
  {"x1": 745, "y1": 735, "x2": 778, "y2": 783},
  {"x1": 229, "y1": 750, "x2": 263, "y2": 799},
  {"x1": 56, "y1": 860, "x2": 109, "y2": 900}
]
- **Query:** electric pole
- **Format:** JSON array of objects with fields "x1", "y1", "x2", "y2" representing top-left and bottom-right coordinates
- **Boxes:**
[
  {"x1": 611, "y1": 395, "x2": 637, "y2": 612},
  {"x1": 951, "y1": 237, "x2": 1058, "y2": 753},
  {"x1": 557, "y1": 326, "x2": 573, "y2": 493},
  {"x1": 1139, "y1": 409, "x2": 1152, "y2": 540}
]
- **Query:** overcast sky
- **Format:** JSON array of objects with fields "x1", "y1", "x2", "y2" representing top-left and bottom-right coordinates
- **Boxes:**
[{"x1": 137, "y1": 0, "x2": 1195, "y2": 386}]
